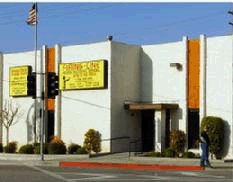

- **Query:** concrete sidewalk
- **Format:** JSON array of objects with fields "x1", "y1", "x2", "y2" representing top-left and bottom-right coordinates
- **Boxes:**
[{"x1": 0, "y1": 153, "x2": 232, "y2": 170}]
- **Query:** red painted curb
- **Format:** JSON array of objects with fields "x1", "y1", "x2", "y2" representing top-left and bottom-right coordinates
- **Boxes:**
[{"x1": 59, "y1": 161, "x2": 204, "y2": 171}]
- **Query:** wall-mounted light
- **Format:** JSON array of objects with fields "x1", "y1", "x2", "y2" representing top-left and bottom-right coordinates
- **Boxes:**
[{"x1": 170, "y1": 63, "x2": 182, "y2": 71}]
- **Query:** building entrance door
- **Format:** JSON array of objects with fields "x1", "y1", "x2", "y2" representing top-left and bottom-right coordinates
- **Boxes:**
[{"x1": 141, "y1": 110, "x2": 155, "y2": 152}]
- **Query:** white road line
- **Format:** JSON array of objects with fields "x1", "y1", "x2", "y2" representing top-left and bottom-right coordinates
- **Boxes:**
[
  {"x1": 179, "y1": 171, "x2": 226, "y2": 179},
  {"x1": 56, "y1": 172, "x2": 111, "y2": 176},
  {"x1": 91, "y1": 179, "x2": 167, "y2": 181},
  {"x1": 137, "y1": 175, "x2": 170, "y2": 180},
  {"x1": 179, "y1": 172, "x2": 200, "y2": 176},
  {"x1": 70, "y1": 175, "x2": 116, "y2": 181},
  {"x1": 24, "y1": 164, "x2": 69, "y2": 182}
]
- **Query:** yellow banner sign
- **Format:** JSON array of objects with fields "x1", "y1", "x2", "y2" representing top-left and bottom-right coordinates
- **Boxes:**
[
  {"x1": 9, "y1": 66, "x2": 31, "y2": 96},
  {"x1": 59, "y1": 60, "x2": 106, "y2": 90}
]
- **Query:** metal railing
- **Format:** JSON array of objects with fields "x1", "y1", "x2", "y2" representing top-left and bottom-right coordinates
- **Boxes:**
[
  {"x1": 129, "y1": 138, "x2": 155, "y2": 157},
  {"x1": 89, "y1": 136, "x2": 131, "y2": 158},
  {"x1": 90, "y1": 136, "x2": 155, "y2": 158}
]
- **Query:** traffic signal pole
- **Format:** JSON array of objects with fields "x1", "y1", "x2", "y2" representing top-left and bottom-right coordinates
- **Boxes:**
[
  {"x1": 40, "y1": 45, "x2": 47, "y2": 161},
  {"x1": 34, "y1": 2, "x2": 38, "y2": 145}
]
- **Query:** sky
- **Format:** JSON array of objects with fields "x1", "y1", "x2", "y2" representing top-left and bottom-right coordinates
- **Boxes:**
[{"x1": 0, "y1": 1, "x2": 232, "y2": 53}]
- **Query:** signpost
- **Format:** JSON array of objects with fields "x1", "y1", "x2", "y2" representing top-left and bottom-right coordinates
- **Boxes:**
[
  {"x1": 59, "y1": 60, "x2": 107, "y2": 90},
  {"x1": 9, "y1": 66, "x2": 32, "y2": 97}
]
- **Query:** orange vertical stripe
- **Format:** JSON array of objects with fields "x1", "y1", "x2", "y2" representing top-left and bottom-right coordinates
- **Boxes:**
[
  {"x1": 188, "y1": 40, "x2": 200, "y2": 109},
  {"x1": 48, "y1": 99, "x2": 55, "y2": 110},
  {"x1": 47, "y1": 48, "x2": 55, "y2": 111},
  {"x1": 47, "y1": 48, "x2": 55, "y2": 72}
]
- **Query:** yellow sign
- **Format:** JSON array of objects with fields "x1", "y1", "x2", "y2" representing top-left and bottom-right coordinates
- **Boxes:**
[
  {"x1": 9, "y1": 66, "x2": 31, "y2": 96},
  {"x1": 59, "y1": 60, "x2": 107, "y2": 90}
]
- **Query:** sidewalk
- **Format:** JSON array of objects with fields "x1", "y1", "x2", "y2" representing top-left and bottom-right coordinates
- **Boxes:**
[{"x1": 0, "y1": 153, "x2": 232, "y2": 170}]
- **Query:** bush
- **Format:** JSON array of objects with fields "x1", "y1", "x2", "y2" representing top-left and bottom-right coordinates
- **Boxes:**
[
  {"x1": 84, "y1": 129, "x2": 102, "y2": 153},
  {"x1": 170, "y1": 129, "x2": 186, "y2": 156},
  {"x1": 76, "y1": 147, "x2": 88, "y2": 154},
  {"x1": 0, "y1": 143, "x2": 3, "y2": 153},
  {"x1": 68, "y1": 143, "x2": 81, "y2": 154},
  {"x1": 164, "y1": 148, "x2": 176, "y2": 157},
  {"x1": 19, "y1": 144, "x2": 34, "y2": 154},
  {"x1": 201, "y1": 116, "x2": 225, "y2": 158},
  {"x1": 183, "y1": 152, "x2": 196, "y2": 158},
  {"x1": 48, "y1": 138, "x2": 66, "y2": 154},
  {"x1": 33, "y1": 143, "x2": 49, "y2": 154},
  {"x1": 4, "y1": 142, "x2": 17, "y2": 153},
  {"x1": 144, "y1": 152, "x2": 162, "y2": 157}
]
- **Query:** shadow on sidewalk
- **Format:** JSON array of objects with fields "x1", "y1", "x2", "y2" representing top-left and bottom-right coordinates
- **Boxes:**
[{"x1": 211, "y1": 166, "x2": 233, "y2": 169}]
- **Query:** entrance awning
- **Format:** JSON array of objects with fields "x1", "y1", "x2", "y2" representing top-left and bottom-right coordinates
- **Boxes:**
[{"x1": 124, "y1": 102, "x2": 179, "y2": 110}]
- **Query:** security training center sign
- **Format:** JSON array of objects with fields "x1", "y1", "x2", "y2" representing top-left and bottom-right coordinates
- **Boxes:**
[
  {"x1": 9, "y1": 66, "x2": 31, "y2": 97},
  {"x1": 59, "y1": 60, "x2": 107, "y2": 90}
]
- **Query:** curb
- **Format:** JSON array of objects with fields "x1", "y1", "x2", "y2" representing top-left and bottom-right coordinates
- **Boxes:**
[{"x1": 59, "y1": 161, "x2": 204, "y2": 171}]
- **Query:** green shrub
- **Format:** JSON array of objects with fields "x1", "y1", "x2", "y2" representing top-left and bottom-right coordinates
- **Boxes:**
[
  {"x1": 19, "y1": 144, "x2": 34, "y2": 154},
  {"x1": 170, "y1": 129, "x2": 186, "y2": 156},
  {"x1": 0, "y1": 143, "x2": 3, "y2": 153},
  {"x1": 201, "y1": 116, "x2": 225, "y2": 158},
  {"x1": 68, "y1": 143, "x2": 81, "y2": 154},
  {"x1": 4, "y1": 142, "x2": 17, "y2": 153},
  {"x1": 76, "y1": 147, "x2": 88, "y2": 154},
  {"x1": 164, "y1": 148, "x2": 176, "y2": 157},
  {"x1": 33, "y1": 143, "x2": 49, "y2": 154},
  {"x1": 84, "y1": 129, "x2": 102, "y2": 153},
  {"x1": 183, "y1": 152, "x2": 196, "y2": 158},
  {"x1": 48, "y1": 139, "x2": 66, "y2": 154},
  {"x1": 144, "y1": 152, "x2": 161, "y2": 157}
]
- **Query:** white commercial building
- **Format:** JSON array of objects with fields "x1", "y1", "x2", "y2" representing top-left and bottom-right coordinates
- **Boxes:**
[{"x1": 0, "y1": 34, "x2": 232, "y2": 159}]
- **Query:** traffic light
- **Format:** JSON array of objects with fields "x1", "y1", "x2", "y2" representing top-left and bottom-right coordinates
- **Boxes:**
[
  {"x1": 27, "y1": 72, "x2": 36, "y2": 99},
  {"x1": 48, "y1": 72, "x2": 59, "y2": 99}
]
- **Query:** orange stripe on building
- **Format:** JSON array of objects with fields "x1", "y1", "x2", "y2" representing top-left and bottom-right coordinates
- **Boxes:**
[
  {"x1": 188, "y1": 39, "x2": 200, "y2": 109},
  {"x1": 47, "y1": 48, "x2": 55, "y2": 110},
  {"x1": 47, "y1": 48, "x2": 55, "y2": 72},
  {"x1": 48, "y1": 99, "x2": 55, "y2": 110}
]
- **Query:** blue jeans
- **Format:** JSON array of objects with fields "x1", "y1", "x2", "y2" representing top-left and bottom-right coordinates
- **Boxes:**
[{"x1": 200, "y1": 143, "x2": 210, "y2": 166}]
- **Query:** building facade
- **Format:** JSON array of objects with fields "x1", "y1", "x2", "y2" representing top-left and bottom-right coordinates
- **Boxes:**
[{"x1": 0, "y1": 34, "x2": 232, "y2": 159}]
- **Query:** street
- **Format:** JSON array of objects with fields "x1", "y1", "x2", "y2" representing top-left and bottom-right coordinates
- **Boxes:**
[{"x1": 0, "y1": 161, "x2": 232, "y2": 182}]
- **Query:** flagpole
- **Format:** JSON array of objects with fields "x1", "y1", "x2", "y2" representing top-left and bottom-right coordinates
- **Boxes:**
[{"x1": 34, "y1": 2, "x2": 38, "y2": 144}]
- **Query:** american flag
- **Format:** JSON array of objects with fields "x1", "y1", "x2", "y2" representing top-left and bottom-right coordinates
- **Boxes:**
[{"x1": 26, "y1": 3, "x2": 37, "y2": 25}]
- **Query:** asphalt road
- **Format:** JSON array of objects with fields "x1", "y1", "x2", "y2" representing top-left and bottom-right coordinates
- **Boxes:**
[{"x1": 0, "y1": 162, "x2": 232, "y2": 182}]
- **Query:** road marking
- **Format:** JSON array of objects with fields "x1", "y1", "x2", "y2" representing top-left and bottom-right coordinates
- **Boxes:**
[
  {"x1": 179, "y1": 172, "x2": 200, "y2": 176},
  {"x1": 91, "y1": 179, "x2": 166, "y2": 181},
  {"x1": 56, "y1": 172, "x2": 111, "y2": 176},
  {"x1": 138, "y1": 175, "x2": 170, "y2": 180},
  {"x1": 179, "y1": 171, "x2": 226, "y2": 179},
  {"x1": 69, "y1": 175, "x2": 116, "y2": 181},
  {"x1": 25, "y1": 165, "x2": 69, "y2": 182},
  {"x1": 56, "y1": 172, "x2": 170, "y2": 181}
]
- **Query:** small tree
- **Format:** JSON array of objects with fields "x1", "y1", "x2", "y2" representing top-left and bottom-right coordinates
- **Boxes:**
[
  {"x1": 170, "y1": 129, "x2": 186, "y2": 156},
  {"x1": 0, "y1": 100, "x2": 23, "y2": 145},
  {"x1": 92, "y1": 131, "x2": 101, "y2": 153},
  {"x1": 84, "y1": 129, "x2": 101, "y2": 153}
]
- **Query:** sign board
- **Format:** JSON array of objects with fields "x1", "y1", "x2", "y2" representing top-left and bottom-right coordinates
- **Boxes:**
[
  {"x1": 59, "y1": 60, "x2": 107, "y2": 90},
  {"x1": 9, "y1": 66, "x2": 31, "y2": 96}
]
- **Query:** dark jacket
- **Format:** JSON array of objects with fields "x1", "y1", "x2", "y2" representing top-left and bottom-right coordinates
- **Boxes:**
[{"x1": 200, "y1": 131, "x2": 210, "y2": 145}]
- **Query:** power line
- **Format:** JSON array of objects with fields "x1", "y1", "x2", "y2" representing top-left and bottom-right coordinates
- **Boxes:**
[
  {"x1": 113, "y1": 10, "x2": 224, "y2": 37},
  {"x1": 39, "y1": 4, "x2": 114, "y2": 20},
  {"x1": 62, "y1": 95, "x2": 110, "y2": 110},
  {"x1": 0, "y1": 4, "x2": 114, "y2": 26},
  {"x1": 44, "y1": 10, "x2": 224, "y2": 36}
]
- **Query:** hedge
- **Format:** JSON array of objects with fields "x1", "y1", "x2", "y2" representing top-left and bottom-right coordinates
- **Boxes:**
[{"x1": 201, "y1": 116, "x2": 224, "y2": 158}]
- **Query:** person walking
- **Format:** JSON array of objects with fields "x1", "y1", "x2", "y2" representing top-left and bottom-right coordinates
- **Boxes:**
[{"x1": 200, "y1": 126, "x2": 212, "y2": 167}]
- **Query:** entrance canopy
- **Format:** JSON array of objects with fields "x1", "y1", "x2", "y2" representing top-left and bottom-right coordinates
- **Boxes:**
[{"x1": 124, "y1": 102, "x2": 179, "y2": 110}]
